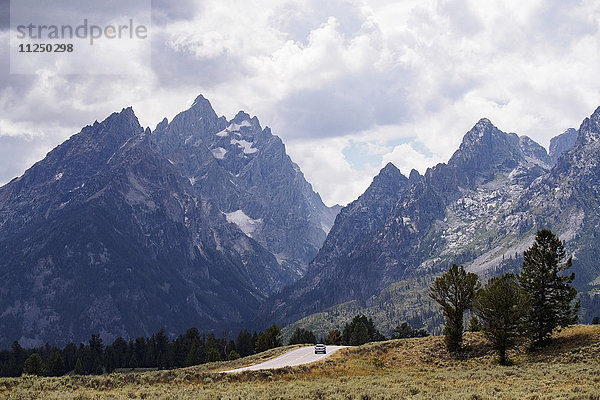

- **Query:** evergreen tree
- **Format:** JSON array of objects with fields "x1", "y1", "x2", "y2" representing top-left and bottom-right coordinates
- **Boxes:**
[
  {"x1": 325, "y1": 330, "x2": 342, "y2": 345},
  {"x1": 349, "y1": 321, "x2": 370, "y2": 345},
  {"x1": 228, "y1": 350, "x2": 241, "y2": 360},
  {"x1": 473, "y1": 273, "x2": 526, "y2": 365},
  {"x1": 518, "y1": 229, "x2": 580, "y2": 347},
  {"x1": 205, "y1": 334, "x2": 222, "y2": 362},
  {"x1": 104, "y1": 337, "x2": 128, "y2": 372},
  {"x1": 185, "y1": 341, "x2": 203, "y2": 366},
  {"x1": 430, "y1": 264, "x2": 480, "y2": 352},
  {"x1": 88, "y1": 334, "x2": 104, "y2": 374},
  {"x1": 133, "y1": 337, "x2": 146, "y2": 368},
  {"x1": 288, "y1": 328, "x2": 317, "y2": 345},
  {"x1": 255, "y1": 325, "x2": 282, "y2": 353},
  {"x1": 393, "y1": 322, "x2": 429, "y2": 339},
  {"x1": 8, "y1": 341, "x2": 25, "y2": 377},
  {"x1": 236, "y1": 330, "x2": 255, "y2": 357},
  {"x1": 341, "y1": 315, "x2": 385, "y2": 345},
  {"x1": 45, "y1": 351, "x2": 65, "y2": 376},
  {"x1": 62, "y1": 343, "x2": 78, "y2": 372},
  {"x1": 152, "y1": 329, "x2": 170, "y2": 369},
  {"x1": 22, "y1": 353, "x2": 44, "y2": 376},
  {"x1": 74, "y1": 358, "x2": 84, "y2": 375}
]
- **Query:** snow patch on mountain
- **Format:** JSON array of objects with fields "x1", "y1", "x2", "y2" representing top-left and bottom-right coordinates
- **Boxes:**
[
  {"x1": 212, "y1": 147, "x2": 227, "y2": 159},
  {"x1": 224, "y1": 210, "x2": 263, "y2": 237},
  {"x1": 227, "y1": 120, "x2": 251, "y2": 132},
  {"x1": 231, "y1": 139, "x2": 258, "y2": 154}
]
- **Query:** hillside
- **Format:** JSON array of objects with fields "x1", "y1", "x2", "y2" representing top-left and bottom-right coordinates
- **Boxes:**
[{"x1": 1, "y1": 325, "x2": 599, "y2": 399}]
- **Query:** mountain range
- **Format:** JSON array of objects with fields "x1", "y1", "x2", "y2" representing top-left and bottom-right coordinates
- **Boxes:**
[
  {"x1": 1, "y1": 96, "x2": 599, "y2": 348},
  {"x1": 266, "y1": 109, "x2": 600, "y2": 336},
  {"x1": 0, "y1": 96, "x2": 337, "y2": 348}
]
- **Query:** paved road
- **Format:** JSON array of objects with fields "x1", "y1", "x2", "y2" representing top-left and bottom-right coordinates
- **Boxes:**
[{"x1": 222, "y1": 345, "x2": 347, "y2": 373}]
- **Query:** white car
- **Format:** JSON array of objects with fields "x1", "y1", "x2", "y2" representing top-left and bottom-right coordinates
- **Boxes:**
[{"x1": 314, "y1": 343, "x2": 326, "y2": 354}]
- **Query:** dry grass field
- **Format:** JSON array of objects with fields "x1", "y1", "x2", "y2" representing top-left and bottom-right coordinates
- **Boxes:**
[{"x1": 1, "y1": 325, "x2": 599, "y2": 399}]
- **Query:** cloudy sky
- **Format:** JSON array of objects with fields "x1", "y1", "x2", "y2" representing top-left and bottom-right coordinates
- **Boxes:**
[{"x1": 1, "y1": 0, "x2": 600, "y2": 206}]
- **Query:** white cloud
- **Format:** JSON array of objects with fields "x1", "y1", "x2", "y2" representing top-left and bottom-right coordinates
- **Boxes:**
[
  {"x1": 286, "y1": 136, "x2": 377, "y2": 206},
  {"x1": 382, "y1": 142, "x2": 438, "y2": 177},
  {"x1": 1, "y1": 0, "x2": 600, "y2": 206}
]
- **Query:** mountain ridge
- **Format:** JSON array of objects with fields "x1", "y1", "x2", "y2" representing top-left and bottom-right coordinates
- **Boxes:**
[
  {"x1": 0, "y1": 97, "x2": 338, "y2": 348},
  {"x1": 266, "y1": 109, "x2": 600, "y2": 332}
]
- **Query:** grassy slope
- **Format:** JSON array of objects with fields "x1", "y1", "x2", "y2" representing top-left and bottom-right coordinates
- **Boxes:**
[{"x1": 1, "y1": 325, "x2": 599, "y2": 399}]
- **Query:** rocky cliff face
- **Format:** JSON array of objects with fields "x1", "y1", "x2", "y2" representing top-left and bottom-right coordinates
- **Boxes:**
[
  {"x1": 549, "y1": 128, "x2": 578, "y2": 165},
  {"x1": 269, "y1": 109, "x2": 600, "y2": 329},
  {"x1": 0, "y1": 97, "x2": 337, "y2": 348},
  {"x1": 151, "y1": 96, "x2": 338, "y2": 280}
]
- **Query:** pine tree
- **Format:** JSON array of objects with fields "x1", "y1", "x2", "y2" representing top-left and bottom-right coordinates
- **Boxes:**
[
  {"x1": 393, "y1": 322, "x2": 429, "y2": 338},
  {"x1": 255, "y1": 325, "x2": 282, "y2": 353},
  {"x1": 88, "y1": 334, "x2": 104, "y2": 374},
  {"x1": 473, "y1": 273, "x2": 525, "y2": 365},
  {"x1": 22, "y1": 353, "x2": 44, "y2": 376},
  {"x1": 430, "y1": 264, "x2": 480, "y2": 352},
  {"x1": 325, "y1": 330, "x2": 342, "y2": 345},
  {"x1": 184, "y1": 341, "x2": 203, "y2": 366},
  {"x1": 236, "y1": 330, "x2": 255, "y2": 357},
  {"x1": 45, "y1": 351, "x2": 65, "y2": 376},
  {"x1": 288, "y1": 328, "x2": 317, "y2": 345},
  {"x1": 349, "y1": 321, "x2": 370, "y2": 345},
  {"x1": 228, "y1": 350, "x2": 241, "y2": 360},
  {"x1": 341, "y1": 315, "x2": 385, "y2": 345},
  {"x1": 205, "y1": 334, "x2": 222, "y2": 362},
  {"x1": 74, "y1": 358, "x2": 84, "y2": 375},
  {"x1": 518, "y1": 229, "x2": 580, "y2": 347}
]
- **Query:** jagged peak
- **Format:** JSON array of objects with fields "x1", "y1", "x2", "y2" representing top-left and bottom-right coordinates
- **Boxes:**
[
  {"x1": 380, "y1": 162, "x2": 400, "y2": 174},
  {"x1": 475, "y1": 117, "x2": 493, "y2": 127},
  {"x1": 232, "y1": 110, "x2": 251, "y2": 123},
  {"x1": 187, "y1": 94, "x2": 218, "y2": 118},
  {"x1": 577, "y1": 106, "x2": 600, "y2": 147},
  {"x1": 409, "y1": 168, "x2": 422, "y2": 182},
  {"x1": 459, "y1": 118, "x2": 500, "y2": 146},
  {"x1": 372, "y1": 162, "x2": 407, "y2": 184},
  {"x1": 230, "y1": 110, "x2": 262, "y2": 132},
  {"x1": 154, "y1": 117, "x2": 169, "y2": 132},
  {"x1": 90, "y1": 106, "x2": 142, "y2": 135},
  {"x1": 549, "y1": 128, "x2": 578, "y2": 164},
  {"x1": 191, "y1": 94, "x2": 209, "y2": 107},
  {"x1": 518, "y1": 135, "x2": 549, "y2": 163}
]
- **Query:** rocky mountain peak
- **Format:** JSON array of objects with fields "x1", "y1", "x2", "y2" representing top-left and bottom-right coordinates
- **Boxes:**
[
  {"x1": 577, "y1": 106, "x2": 600, "y2": 147},
  {"x1": 409, "y1": 168, "x2": 422, "y2": 183},
  {"x1": 518, "y1": 135, "x2": 550, "y2": 164},
  {"x1": 89, "y1": 106, "x2": 141, "y2": 137},
  {"x1": 456, "y1": 118, "x2": 512, "y2": 153},
  {"x1": 227, "y1": 111, "x2": 263, "y2": 138},
  {"x1": 448, "y1": 119, "x2": 522, "y2": 182},
  {"x1": 549, "y1": 128, "x2": 578, "y2": 165},
  {"x1": 232, "y1": 110, "x2": 251, "y2": 123},
  {"x1": 370, "y1": 162, "x2": 407, "y2": 191},
  {"x1": 185, "y1": 94, "x2": 221, "y2": 122},
  {"x1": 466, "y1": 117, "x2": 494, "y2": 137},
  {"x1": 379, "y1": 161, "x2": 401, "y2": 176}
]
